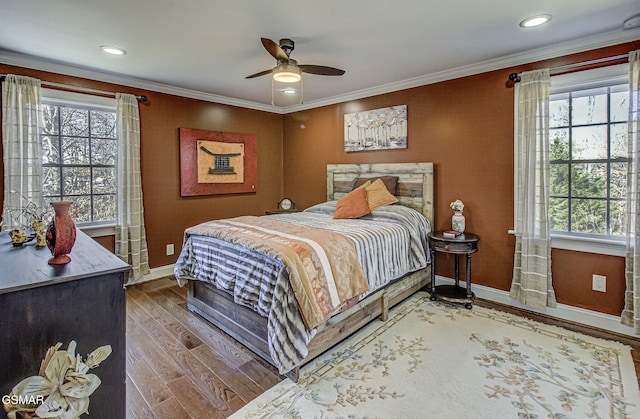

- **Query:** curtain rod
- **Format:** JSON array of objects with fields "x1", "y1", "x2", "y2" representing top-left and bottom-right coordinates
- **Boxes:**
[
  {"x1": 0, "y1": 74, "x2": 148, "y2": 102},
  {"x1": 508, "y1": 53, "x2": 629, "y2": 82}
]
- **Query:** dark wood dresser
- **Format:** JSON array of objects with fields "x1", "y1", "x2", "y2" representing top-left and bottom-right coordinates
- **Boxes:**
[{"x1": 0, "y1": 229, "x2": 130, "y2": 418}]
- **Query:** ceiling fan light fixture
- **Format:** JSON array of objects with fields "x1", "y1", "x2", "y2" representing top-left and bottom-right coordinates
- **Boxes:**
[
  {"x1": 272, "y1": 72, "x2": 303, "y2": 107},
  {"x1": 273, "y1": 63, "x2": 301, "y2": 83},
  {"x1": 519, "y1": 14, "x2": 552, "y2": 28}
]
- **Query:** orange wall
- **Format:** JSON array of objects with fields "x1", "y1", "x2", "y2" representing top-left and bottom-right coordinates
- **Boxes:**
[
  {"x1": 282, "y1": 41, "x2": 640, "y2": 316},
  {"x1": 0, "y1": 64, "x2": 284, "y2": 268}
]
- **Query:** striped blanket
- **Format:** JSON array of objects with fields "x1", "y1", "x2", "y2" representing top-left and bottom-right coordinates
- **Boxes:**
[
  {"x1": 182, "y1": 216, "x2": 369, "y2": 329},
  {"x1": 175, "y1": 202, "x2": 431, "y2": 373}
]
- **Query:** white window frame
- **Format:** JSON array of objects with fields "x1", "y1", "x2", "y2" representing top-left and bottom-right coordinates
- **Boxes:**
[
  {"x1": 513, "y1": 64, "x2": 628, "y2": 257},
  {"x1": 41, "y1": 89, "x2": 117, "y2": 237}
]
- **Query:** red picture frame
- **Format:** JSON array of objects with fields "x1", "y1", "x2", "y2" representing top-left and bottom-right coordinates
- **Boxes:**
[{"x1": 179, "y1": 128, "x2": 257, "y2": 196}]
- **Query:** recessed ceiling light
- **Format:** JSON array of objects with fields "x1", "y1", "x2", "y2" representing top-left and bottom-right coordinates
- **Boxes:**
[
  {"x1": 519, "y1": 14, "x2": 552, "y2": 28},
  {"x1": 624, "y1": 13, "x2": 640, "y2": 30},
  {"x1": 100, "y1": 45, "x2": 127, "y2": 55}
]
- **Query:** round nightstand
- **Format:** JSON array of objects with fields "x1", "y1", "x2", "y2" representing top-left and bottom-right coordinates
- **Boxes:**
[{"x1": 427, "y1": 231, "x2": 480, "y2": 309}]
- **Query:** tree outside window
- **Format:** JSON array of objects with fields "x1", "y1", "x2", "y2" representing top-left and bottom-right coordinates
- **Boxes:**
[
  {"x1": 548, "y1": 84, "x2": 628, "y2": 237},
  {"x1": 41, "y1": 102, "x2": 117, "y2": 225}
]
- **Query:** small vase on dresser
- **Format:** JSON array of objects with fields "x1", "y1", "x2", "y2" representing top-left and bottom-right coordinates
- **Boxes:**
[{"x1": 45, "y1": 201, "x2": 77, "y2": 265}]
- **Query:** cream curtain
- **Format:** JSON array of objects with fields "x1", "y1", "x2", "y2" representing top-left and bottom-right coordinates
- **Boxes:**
[
  {"x1": 510, "y1": 69, "x2": 557, "y2": 309},
  {"x1": 115, "y1": 93, "x2": 150, "y2": 283},
  {"x1": 622, "y1": 50, "x2": 640, "y2": 333},
  {"x1": 1, "y1": 75, "x2": 43, "y2": 230}
]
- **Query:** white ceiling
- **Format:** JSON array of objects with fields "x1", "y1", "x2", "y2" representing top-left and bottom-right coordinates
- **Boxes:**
[{"x1": 1, "y1": 0, "x2": 639, "y2": 113}]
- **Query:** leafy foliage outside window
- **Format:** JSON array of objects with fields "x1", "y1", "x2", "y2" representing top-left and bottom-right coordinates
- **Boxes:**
[
  {"x1": 548, "y1": 84, "x2": 628, "y2": 237},
  {"x1": 41, "y1": 102, "x2": 117, "y2": 225}
]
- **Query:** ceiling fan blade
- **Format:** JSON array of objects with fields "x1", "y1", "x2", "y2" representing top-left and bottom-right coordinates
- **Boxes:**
[
  {"x1": 261, "y1": 38, "x2": 289, "y2": 62},
  {"x1": 245, "y1": 69, "x2": 273, "y2": 79},
  {"x1": 299, "y1": 65, "x2": 345, "y2": 76}
]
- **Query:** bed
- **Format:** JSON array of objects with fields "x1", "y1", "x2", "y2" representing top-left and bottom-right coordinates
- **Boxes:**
[{"x1": 174, "y1": 162, "x2": 434, "y2": 381}]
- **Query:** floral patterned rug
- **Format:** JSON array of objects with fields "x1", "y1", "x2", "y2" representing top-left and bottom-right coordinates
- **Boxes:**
[{"x1": 230, "y1": 292, "x2": 640, "y2": 419}]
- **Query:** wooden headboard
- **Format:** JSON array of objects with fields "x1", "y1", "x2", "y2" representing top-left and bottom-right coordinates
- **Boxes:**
[{"x1": 327, "y1": 162, "x2": 434, "y2": 224}]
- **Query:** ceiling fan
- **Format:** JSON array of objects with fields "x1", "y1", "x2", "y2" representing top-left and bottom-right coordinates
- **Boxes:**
[{"x1": 246, "y1": 38, "x2": 345, "y2": 82}]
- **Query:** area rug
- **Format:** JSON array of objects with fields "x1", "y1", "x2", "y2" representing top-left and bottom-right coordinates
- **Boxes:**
[{"x1": 230, "y1": 292, "x2": 640, "y2": 419}]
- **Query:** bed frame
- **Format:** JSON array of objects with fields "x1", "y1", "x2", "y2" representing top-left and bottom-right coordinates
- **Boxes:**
[{"x1": 187, "y1": 162, "x2": 434, "y2": 381}]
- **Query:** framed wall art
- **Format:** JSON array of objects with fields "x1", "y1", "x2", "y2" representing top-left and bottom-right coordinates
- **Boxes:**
[
  {"x1": 179, "y1": 128, "x2": 257, "y2": 196},
  {"x1": 344, "y1": 105, "x2": 407, "y2": 152}
]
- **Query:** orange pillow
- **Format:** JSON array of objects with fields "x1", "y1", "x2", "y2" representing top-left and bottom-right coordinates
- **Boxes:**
[
  {"x1": 334, "y1": 187, "x2": 371, "y2": 219},
  {"x1": 365, "y1": 178, "x2": 399, "y2": 211}
]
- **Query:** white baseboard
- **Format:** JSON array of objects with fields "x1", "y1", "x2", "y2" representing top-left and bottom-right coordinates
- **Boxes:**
[
  {"x1": 126, "y1": 263, "x2": 175, "y2": 286},
  {"x1": 435, "y1": 275, "x2": 637, "y2": 338},
  {"x1": 124, "y1": 267, "x2": 636, "y2": 337}
]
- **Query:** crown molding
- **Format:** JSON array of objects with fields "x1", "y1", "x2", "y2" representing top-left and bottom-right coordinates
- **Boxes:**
[
  {"x1": 282, "y1": 27, "x2": 640, "y2": 112},
  {"x1": 0, "y1": 50, "x2": 281, "y2": 114},
  {"x1": 1, "y1": 27, "x2": 638, "y2": 115}
]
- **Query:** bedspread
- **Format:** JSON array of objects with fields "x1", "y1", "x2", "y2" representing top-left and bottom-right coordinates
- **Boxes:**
[
  {"x1": 183, "y1": 216, "x2": 369, "y2": 329},
  {"x1": 175, "y1": 203, "x2": 431, "y2": 373}
]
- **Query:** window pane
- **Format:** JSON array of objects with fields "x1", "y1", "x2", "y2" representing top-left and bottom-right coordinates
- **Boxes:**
[
  {"x1": 549, "y1": 197, "x2": 568, "y2": 231},
  {"x1": 67, "y1": 196, "x2": 91, "y2": 223},
  {"x1": 41, "y1": 98, "x2": 116, "y2": 225},
  {"x1": 62, "y1": 136, "x2": 89, "y2": 164},
  {"x1": 571, "y1": 126, "x2": 607, "y2": 160},
  {"x1": 547, "y1": 75, "x2": 628, "y2": 239},
  {"x1": 549, "y1": 99, "x2": 569, "y2": 128},
  {"x1": 42, "y1": 167, "x2": 61, "y2": 196},
  {"x1": 93, "y1": 194, "x2": 116, "y2": 221},
  {"x1": 91, "y1": 138, "x2": 117, "y2": 165},
  {"x1": 571, "y1": 163, "x2": 606, "y2": 198},
  {"x1": 550, "y1": 164, "x2": 568, "y2": 196},
  {"x1": 571, "y1": 91, "x2": 607, "y2": 125},
  {"x1": 42, "y1": 135, "x2": 60, "y2": 164},
  {"x1": 42, "y1": 105, "x2": 59, "y2": 135},
  {"x1": 60, "y1": 107, "x2": 89, "y2": 136},
  {"x1": 62, "y1": 167, "x2": 91, "y2": 195},
  {"x1": 43, "y1": 197, "x2": 61, "y2": 212},
  {"x1": 91, "y1": 111, "x2": 116, "y2": 138},
  {"x1": 610, "y1": 200, "x2": 627, "y2": 236},
  {"x1": 610, "y1": 89, "x2": 628, "y2": 122},
  {"x1": 571, "y1": 198, "x2": 606, "y2": 234},
  {"x1": 549, "y1": 128, "x2": 569, "y2": 160},
  {"x1": 611, "y1": 123, "x2": 628, "y2": 159},
  {"x1": 610, "y1": 162, "x2": 627, "y2": 199},
  {"x1": 93, "y1": 168, "x2": 116, "y2": 193}
]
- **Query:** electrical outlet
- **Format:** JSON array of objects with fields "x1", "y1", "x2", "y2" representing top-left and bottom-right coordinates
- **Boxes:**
[
  {"x1": 166, "y1": 243, "x2": 175, "y2": 256},
  {"x1": 592, "y1": 274, "x2": 606, "y2": 292}
]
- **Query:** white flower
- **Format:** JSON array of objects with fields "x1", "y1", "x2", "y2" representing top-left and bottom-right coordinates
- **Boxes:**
[
  {"x1": 10, "y1": 341, "x2": 111, "y2": 419},
  {"x1": 450, "y1": 199, "x2": 464, "y2": 213}
]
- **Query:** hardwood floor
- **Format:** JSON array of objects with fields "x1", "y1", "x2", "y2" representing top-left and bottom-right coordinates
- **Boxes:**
[
  {"x1": 125, "y1": 280, "x2": 282, "y2": 418},
  {"x1": 126, "y1": 279, "x2": 640, "y2": 417}
]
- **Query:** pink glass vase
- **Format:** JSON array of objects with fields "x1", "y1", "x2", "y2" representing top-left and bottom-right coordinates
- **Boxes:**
[{"x1": 45, "y1": 201, "x2": 77, "y2": 265}]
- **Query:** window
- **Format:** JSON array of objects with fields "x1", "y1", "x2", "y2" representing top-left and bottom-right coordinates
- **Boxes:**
[
  {"x1": 41, "y1": 90, "x2": 117, "y2": 229},
  {"x1": 549, "y1": 73, "x2": 628, "y2": 237},
  {"x1": 513, "y1": 65, "x2": 629, "y2": 256}
]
